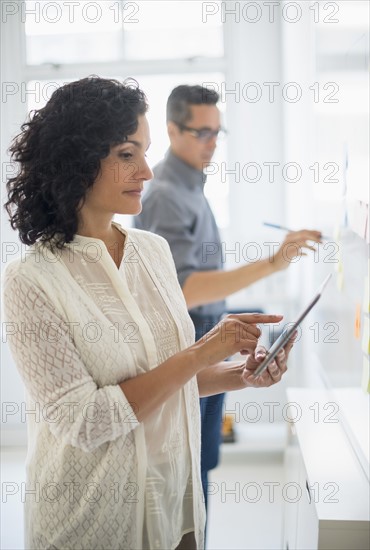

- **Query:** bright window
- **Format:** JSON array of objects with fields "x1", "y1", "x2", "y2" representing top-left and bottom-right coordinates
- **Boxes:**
[{"x1": 24, "y1": 0, "x2": 223, "y2": 65}]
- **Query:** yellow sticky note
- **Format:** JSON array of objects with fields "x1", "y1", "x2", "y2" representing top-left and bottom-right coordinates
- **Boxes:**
[
  {"x1": 333, "y1": 225, "x2": 340, "y2": 241},
  {"x1": 361, "y1": 355, "x2": 370, "y2": 393},
  {"x1": 362, "y1": 316, "x2": 370, "y2": 354},
  {"x1": 335, "y1": 248, "x2": 342, "y2": 273},
  {"x1": 336, "y1": 255, "x2": 344, "y2": 291},
  {"x1": 363, "y1": 277, "x2": 370, "y2": 313}
]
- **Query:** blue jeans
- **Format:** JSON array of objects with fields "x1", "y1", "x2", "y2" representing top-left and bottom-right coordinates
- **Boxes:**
[{"x1": 189, "y1": 312, "x2": 225, "y2": 512}]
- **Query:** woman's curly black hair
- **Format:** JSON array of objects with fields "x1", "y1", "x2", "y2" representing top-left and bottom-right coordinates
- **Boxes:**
[{"x1": 4, "y1": 76, "x2": 148, "y2": 249}]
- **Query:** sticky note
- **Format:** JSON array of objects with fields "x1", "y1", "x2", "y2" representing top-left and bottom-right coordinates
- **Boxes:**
[
  {"x1": 337, "y1": 268, "x2": 344, "y2": 291},
  {"x1": 336, "y1": 252, "x2": 344, "y2": 291},
  {"x1": 333, "y1": 225, "x2": 340, "y2": 241},
  {"x1": 363, "y1": 277, "x2": 370, "y2": 313},
  {"x1": 335, "y1": 247, "x2": 342, "y2": 273},
  {"x1": 354, "y1": 304, "x2": 361, "y2": 339},
  {"x1": 359, "y1": 201, "x2": 368, "y2": 240},
  {"x1": 361, "y1": 355, "x2": 370, "y2": 394},
  {"x1": 362, "y1": 316, "x2": 370, "y2": 354}
]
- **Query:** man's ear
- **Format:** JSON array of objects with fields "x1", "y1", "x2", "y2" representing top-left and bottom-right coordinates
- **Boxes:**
[{"x1": 167, "y1": 121, "x2": 178, "y2": 140}]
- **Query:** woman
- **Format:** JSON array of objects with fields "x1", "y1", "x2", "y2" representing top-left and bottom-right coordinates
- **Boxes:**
[{"x1": 3, "y1": 76, "x2": 294, "y2": 550}]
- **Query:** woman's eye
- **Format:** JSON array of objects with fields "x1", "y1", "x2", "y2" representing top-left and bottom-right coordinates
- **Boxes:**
[{"x1": 119, "y1": 152, "x2": 133, "y2": 159}]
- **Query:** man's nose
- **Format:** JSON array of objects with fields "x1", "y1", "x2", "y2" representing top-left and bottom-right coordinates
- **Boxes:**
[
  {"x1": 207, "y1": 138, "x2": 217, "y2": 151},
  {"x1": 206, "y1": 134, "x2": 218, "y2": 148}
]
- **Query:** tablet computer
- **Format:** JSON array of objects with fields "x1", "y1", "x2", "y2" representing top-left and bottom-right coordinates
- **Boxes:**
[{"x1": 253, "y1": 273, "x2": 332, "y2": 377}]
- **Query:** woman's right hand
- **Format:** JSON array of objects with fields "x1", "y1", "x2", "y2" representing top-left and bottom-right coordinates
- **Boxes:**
[{"x1": 191, "y1": 313, "x2": 283, "y2": 368}]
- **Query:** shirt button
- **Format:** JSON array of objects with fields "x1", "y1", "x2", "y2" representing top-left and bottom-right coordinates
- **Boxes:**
[{"x1": 162, "y1": 443, "x2": 168, "y2": 452}]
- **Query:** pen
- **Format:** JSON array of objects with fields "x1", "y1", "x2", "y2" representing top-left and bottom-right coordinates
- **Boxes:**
[
  {"x1": 263, "y1": 222, "x2": 331, "y2": 241},
  {"x1": 263, "y1": 222, "x2": 294, "y2": 232}
]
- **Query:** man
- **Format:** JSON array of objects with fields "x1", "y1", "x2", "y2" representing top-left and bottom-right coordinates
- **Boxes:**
[{"x1": 134, "y1": 85, "x2": 321, "y2": 512}]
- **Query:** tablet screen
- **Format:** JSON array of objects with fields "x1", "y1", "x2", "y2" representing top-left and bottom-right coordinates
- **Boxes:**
[{"x1": 253, "y1": 273, "x2": 332, "y2": 377}]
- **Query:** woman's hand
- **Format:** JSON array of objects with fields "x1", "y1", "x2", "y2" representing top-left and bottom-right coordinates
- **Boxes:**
[
  {"x1": 191, "y1": 313, "x2": 283, "y2": 369},
  {"x1": 240, "y1": 332, "x2": 297, "y2": 388}
]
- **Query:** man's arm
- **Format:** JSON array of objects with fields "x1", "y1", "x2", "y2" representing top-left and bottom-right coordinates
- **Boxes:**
[
  {"x1": 183, "y1": 229, "x2": 322, "y2": 309},
  {"x1": 183, "y1": 259, "x2": 274, "y2": 309}
]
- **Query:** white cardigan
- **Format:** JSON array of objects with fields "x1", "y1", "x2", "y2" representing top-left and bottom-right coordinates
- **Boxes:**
[{"x1": 3, "y1": 227, "x2": 205, "y2": 550}]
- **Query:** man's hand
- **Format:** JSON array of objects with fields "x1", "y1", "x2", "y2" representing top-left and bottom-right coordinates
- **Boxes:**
[
  {"x1": 272, "y1": 229, "x2": 322, "y2": 271},
  {"x1": 240, "y1": 332, "x2": 297, "y2": 388}
]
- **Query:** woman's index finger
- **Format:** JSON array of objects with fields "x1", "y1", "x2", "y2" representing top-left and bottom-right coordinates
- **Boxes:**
[{"x1": 232, "y1": 313, "x2": 283, "y2": 324}]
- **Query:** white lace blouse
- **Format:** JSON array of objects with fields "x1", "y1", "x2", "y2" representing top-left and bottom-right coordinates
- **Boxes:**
[{"x1": 3, "y1": 224, "x2": 206, "y2": 550}]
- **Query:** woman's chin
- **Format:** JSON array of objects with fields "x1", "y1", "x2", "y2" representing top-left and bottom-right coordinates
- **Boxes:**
[{"x1": 116, "y1": 203, "x2": 142, "y2": 216}]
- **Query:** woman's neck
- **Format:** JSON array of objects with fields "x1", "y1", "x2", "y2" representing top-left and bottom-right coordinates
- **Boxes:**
[{"x1": 77, "y1": 214, "x2": 116, "y2": 242}]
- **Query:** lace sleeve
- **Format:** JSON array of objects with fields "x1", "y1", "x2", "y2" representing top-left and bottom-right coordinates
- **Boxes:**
[{"x1": 3, "y1": 271, "x2": 139, "y2": 452}]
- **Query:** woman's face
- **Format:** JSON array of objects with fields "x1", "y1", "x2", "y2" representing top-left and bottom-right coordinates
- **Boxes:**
[{"x1": 82, "y1": 114, "x2": 153, "y2": 216}]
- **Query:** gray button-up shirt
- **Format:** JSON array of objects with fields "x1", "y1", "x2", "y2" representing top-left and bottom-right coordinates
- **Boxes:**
[{"x1": 135, "y1": 149, "x2": 226, "y2": 317}]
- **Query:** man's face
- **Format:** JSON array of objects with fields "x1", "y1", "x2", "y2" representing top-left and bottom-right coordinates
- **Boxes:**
[{"x1": 168, "y1": 104, "x2": 221, "y2": 172}]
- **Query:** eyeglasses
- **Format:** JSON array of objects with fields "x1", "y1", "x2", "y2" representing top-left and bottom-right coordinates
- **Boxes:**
[{"x1": 175, "y1": 123, "x2": 226, "y2": 142}]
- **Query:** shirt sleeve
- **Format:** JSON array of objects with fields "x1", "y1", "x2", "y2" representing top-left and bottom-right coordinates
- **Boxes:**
[
  {"x1": 3, "y1": 271, "x2": 139, "y2": 453},
  {"x1": 138, "y1": 189, "x2": 199, "y2": 288}
]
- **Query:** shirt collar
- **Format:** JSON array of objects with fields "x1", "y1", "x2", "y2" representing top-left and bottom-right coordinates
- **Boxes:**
[
  {"x1": 164, "y1": 149, "x2": 207, "y2": 190},
  {"x1": 65, "y1": 222, "x2": 128, "y2": 251}
]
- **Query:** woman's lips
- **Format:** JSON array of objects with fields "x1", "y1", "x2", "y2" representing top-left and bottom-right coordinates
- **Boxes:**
[{"x1": 123, "y1": 189, "x2": 142, "y2": 195}]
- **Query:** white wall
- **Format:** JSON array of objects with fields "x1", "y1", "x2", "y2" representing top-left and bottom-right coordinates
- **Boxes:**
[
  {"x1": 1, "y1": 8, "x2": 29, "y2": 444},
  {"x1": 222, "y1": 2, "x2": 289, "y2": 315}
]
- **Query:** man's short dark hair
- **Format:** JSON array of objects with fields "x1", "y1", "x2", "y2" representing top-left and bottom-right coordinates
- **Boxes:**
[{"x1": 166, "y1": 85, "x2": 219, "y2": 125}]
